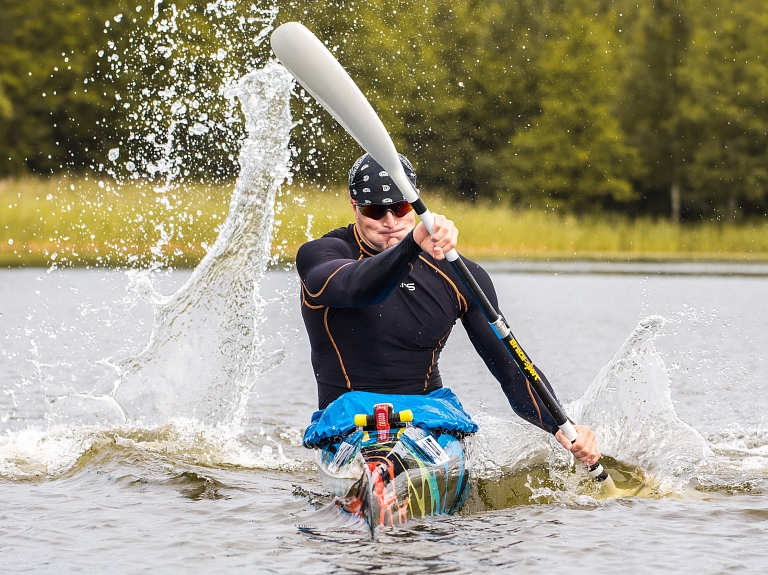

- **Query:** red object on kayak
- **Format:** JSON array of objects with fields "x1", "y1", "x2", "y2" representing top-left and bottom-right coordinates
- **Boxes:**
[{"x1": 374, "y1": 403, "x2": 392, "y2": 442}]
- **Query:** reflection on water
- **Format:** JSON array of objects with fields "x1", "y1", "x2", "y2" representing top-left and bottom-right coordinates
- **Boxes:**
[{"x1": 469, "y1": 455, "x2": 662, "y2": 512}]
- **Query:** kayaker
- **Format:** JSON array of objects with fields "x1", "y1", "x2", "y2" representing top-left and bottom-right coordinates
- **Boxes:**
[{"x1": 296, "y1": 153, "x2": 601, "y2": 467}]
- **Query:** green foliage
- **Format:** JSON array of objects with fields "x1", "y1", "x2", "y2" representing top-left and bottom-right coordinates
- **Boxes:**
[
  {"x1": 505, "y1": 4, "x2": 642, "y2": 212},
  {"x1": 677, "y1": 0, "x2": 768, "y2": 217},
  {"x1": 0, "y1": 176, "x2": 232, "y2": 267},
  {"x1": 0, "y1": 0, "x2": 131, "y2": 175},
  {"x1": 618, "y1": 0, "x2": 692, "y2": 217},
  {"x1": 111, "y1": 0, "x2": 279, "y2": 184},
  {"x1": 4, "y1": 177, "x2": 768, "y2": 269},
  {"x1": 2, "y1": 0, "x2": 768, "y2": 221}
]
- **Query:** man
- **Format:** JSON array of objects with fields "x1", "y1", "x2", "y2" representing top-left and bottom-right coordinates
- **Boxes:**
[{"x1": 296, "y1": 153, "x2": 600, "y2": 466}]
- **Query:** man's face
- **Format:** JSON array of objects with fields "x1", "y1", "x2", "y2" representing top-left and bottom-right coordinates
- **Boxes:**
[{"x1": 353, "y1": 202, "x2": 417, "y2": 252}]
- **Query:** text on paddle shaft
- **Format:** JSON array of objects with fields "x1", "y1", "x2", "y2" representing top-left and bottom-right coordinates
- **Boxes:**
[{"x1": 507, "y1": 337, "x2": 541, "y2": 381}]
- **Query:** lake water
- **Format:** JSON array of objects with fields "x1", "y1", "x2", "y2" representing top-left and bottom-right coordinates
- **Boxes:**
[{"x1": 2, "y1": 263, "x2": 767, "y2": 573}]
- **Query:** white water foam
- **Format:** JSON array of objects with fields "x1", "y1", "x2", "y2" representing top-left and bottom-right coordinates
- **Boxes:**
[
  {"x1": 706, "y1": 425, "x2": 768, "y2": 477},
  {"x1": 108, "y1": 61, "x2": 294, "y2": 428},
  {"x1": 0, "y1": 418, "x2": 302, "y2": 481},
  {"x1": 571, "y1": 316, "x2": 715, "y2": 483}
]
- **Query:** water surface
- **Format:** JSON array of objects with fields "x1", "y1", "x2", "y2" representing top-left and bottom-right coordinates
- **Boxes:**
[{"x1": 2, "y1": 266, "x2": 767, "y2": 573}]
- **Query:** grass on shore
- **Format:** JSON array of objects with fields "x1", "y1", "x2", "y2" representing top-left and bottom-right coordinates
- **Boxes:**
[{"x1": 3, "y1": 176, "x2": 768, "y2": 268}]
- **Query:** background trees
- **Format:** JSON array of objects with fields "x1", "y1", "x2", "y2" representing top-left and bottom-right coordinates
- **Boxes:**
[
  {"x1": 0, "y1": 0, "x2": 129, "y2": 175},
  {"x1": 676, "y1": 0, "x2": 768, "y2": 219},
  {"x1": 504, "y1": 2, "x2": 642, "y2": 213},
  {"x1": 2, "y1": 0, "x2": 767, "y2": 220}
]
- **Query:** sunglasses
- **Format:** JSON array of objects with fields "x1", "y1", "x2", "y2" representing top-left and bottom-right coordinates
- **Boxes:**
[{"x1": 355, "y1": 201, "x2": 414, "y2": 220}]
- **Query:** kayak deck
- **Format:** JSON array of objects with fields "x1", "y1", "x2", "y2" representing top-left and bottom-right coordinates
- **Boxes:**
[{"x1": 318, "y1": 426, "x2": 470, "y2": 531}]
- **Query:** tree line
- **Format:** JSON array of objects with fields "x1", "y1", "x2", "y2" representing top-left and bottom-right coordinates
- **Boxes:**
[{"x1": 2, "y1": 0, "x2": 767, "y2": 220}]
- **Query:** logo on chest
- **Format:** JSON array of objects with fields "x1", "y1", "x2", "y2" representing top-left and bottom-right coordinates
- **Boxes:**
[{"x1": 399, "y1": 282, "x2": 415, "y2": 291}]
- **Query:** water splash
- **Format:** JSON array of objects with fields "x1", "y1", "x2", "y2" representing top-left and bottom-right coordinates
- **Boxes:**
[
  {"x1": 97, "y1": 1, "x2": 280, "y2": 267},
  {"x1": 466, "y1": 315, "x2": 717, "y2": 507},
  {"x1": 570, "y1": 315, "x2": 715, "y2": 484},
  {"x1": 108, "y1": 0, "x2": 278, "y2": 188},
  {"x1": 107, "y1": 62, "x2": 293, "y2": 428},
  {"x1": 20, "y1": 62, "x2": 297, "y2": 479},
  {"x1": 0, "y1": 419, "x2": 303, "y2": 481},
  {"x1": 705, "y1": 425, "x2": 768, "y2": 488}
]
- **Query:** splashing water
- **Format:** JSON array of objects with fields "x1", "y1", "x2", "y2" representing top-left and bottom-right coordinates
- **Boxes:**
[
  {"x1": 49, "y1": 62, "x2": 294, "y2": 432},
  {"x1": 570, "y1": 315, "x2": 715, "y2": 485},
  {"x1": 100, "y1": 1, "x2": 280, "y2": 266},
  {"x1": 109, "y1": 0, "x2": 278, "y2": 188},
  {"x1": 466, "y1": 315, "x2": 716, "y2": 506},
  {"x1": 0, "y1": 62, "x2": 300, "y2": 481},
  {"x1": 111, "y1": 63, "x2": 294, "y2": 428}
]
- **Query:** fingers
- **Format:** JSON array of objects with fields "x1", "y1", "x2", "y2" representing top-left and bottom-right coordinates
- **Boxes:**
[
  {"x1": 425, "y1": 214, "x2": 458, "y2": 260},
  {"x1": 555, "y1": 425, "x2": 601, "y2": 467},
  {"x1": 569, "y1": 425, "x2": 601, "y2": 466},
  {"x1": 555, "y1": 429, "x2": 572, "y2": 451}
]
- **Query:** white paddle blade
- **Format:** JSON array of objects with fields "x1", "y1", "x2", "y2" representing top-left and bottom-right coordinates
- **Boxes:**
[{"x1": 270, "y1": 22, "x2": 419, "y2": 204}]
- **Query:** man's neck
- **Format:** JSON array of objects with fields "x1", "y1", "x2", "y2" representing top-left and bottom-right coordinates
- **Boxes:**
[{"x1": 352, "y1": 224, "x2": 381, "y2": 257}]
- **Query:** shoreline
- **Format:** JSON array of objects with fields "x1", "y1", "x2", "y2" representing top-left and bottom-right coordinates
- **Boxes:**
[
  {"x1": 4, "y1": 177, "x2": 768, "y2": 270},
  {"x1": 4, "y1": 245, "x2": 768, "y2": 273}
]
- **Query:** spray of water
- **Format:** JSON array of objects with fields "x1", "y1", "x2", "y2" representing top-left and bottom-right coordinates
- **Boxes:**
[
  {"x1": 570, "y1": 316, "x2": 715, "y2": 482},
  {"x1": 109, "y1": 61, "x2": 294, "y2": 428},
  {"x1": 3, "y1": 63, "x2": 296, "y2": 479},
  {"x1": 46, "y1": 61, "x2": 294, "y2": 429},
  {"x1": 2, "y1": 5, "x2": 762, "y2": 501},
  {"x1": 466, "y1": 315, "x2": 717, "y2": 506}
]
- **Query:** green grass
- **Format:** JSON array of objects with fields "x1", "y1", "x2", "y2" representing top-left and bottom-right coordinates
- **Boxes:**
[
  {"x1": 3, "y1": 176, "x2": 768, "y2": 268},
  {"x1": 278, "y1": 189, "x2": 768, "y2": 262},
  {"x1": 1, "y1": 176, "x2": 232, "y2": 267}
]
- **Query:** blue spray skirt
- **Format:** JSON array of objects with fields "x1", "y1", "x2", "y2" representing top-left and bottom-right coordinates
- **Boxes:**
[
  {"x1": 303, "y1": 388, "x2": 478, "y2": 448},
  {"x1": 306, "y1": 389, "x2": 476, "y2": 531}
]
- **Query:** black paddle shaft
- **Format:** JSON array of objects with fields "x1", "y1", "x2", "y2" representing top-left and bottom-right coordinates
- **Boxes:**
[
  {"x1": 448, "y1": 256, "x2": 569, "y2": 428},
  {"x1": 449, "y1": 255, "x2": 609, "y2": 482},
  {"x1": 412, "y1": 195, "x2": 572, "y2": 426}
]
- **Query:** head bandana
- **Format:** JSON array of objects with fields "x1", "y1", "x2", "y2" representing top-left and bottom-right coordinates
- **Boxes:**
[{"x1": 348, "y1": 153, "x2": 417, "y2": 205}]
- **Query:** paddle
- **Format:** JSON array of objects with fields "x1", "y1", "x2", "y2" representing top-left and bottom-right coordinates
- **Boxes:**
[{"x1": 270, "y1": 22, "x2": 609, "y2": 483}]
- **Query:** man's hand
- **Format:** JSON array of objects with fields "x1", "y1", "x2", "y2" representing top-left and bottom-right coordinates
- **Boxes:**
[
  {"x1": 413, "y1": 213, "x2": 458, "y2": 260},
  {"x1": 555, "y1": 425, "x2": 601, "y2": 466}
]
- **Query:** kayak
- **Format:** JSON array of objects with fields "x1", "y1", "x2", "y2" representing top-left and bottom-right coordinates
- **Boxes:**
[
  {"x1": 303, "y1": 389, "x2": 477, "y2": 532},
  {"x1": 318, "y1": 424, "x2": 470, "y2": 531}
]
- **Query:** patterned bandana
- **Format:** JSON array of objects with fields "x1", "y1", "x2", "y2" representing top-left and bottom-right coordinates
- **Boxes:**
[{"x1": 348, "y1": 153, "x2": 417, "y2": 205}]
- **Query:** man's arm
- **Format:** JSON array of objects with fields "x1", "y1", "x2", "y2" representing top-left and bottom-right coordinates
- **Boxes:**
[
  {"x1": 458, "y1": 262, "x2": 562, "y2": 434},
  {"x1": 296, "y1": 231, "x2": 422, "y2": 308},
  {"x1": 458, "y1": 261, "x2": 601, "y2": 465}
]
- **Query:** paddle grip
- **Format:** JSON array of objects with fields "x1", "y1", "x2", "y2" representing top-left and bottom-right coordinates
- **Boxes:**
[{"x1": 409, "y1": 192, "x2": 459, "y2": 262}]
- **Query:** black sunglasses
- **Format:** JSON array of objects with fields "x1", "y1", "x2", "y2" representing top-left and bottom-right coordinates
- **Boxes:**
[{"x1": 355, "y1": 201, "x2": 413, "y2": 220}]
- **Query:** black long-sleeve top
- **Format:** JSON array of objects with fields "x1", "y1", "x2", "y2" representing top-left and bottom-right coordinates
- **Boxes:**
[{"x1": 296, "y1": 223, "x2": 561, "y2": 434}]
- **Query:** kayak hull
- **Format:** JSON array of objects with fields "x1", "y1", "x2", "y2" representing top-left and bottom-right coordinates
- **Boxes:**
[{"x1": 318, "y1": 426, "x2": 470, "y2": 531}]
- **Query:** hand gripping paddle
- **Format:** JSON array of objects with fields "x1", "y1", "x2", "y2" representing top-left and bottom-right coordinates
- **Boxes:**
[{"x1": 271, "y1": 22, "x2": 609, "y2": 483}]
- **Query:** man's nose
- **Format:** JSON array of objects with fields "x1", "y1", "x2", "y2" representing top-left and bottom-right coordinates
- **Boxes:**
[{"x1": 381, "y1": 209, "x2": 398, "y2": 225}]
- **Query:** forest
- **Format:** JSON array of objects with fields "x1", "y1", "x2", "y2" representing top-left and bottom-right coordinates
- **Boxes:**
[{"x1": 2, "y1": 0, "x2": 767, "y2": 221}]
